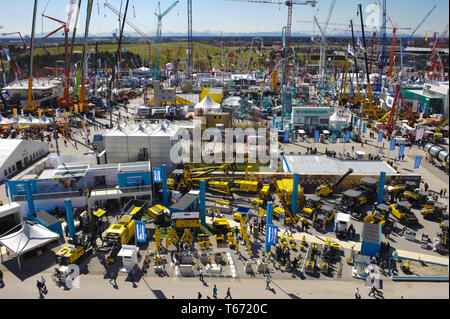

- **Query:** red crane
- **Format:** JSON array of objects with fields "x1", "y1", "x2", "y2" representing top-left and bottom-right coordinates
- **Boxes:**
[
  {"x1": 377, "y1": 0, "x2": 399, "y2": 77},
  {"x1": 427, "y1": 24, "x2": 449, "y2": 80},
  {"x1": 1, "y1": 31, "x2": 41, "y2": 77}
]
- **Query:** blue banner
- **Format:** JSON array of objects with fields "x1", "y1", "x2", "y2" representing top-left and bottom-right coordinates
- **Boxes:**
[
  {"x1": 414, "y1": 156, "x2": 422, "y2": 169},
  {"x1": 314, "y1": 130, "x2": 320, "y2": 142},
  {"x1": 266, "y1": 224, "x2": 278, "y2": 246},
  {"x1": 390, "y1": 139, "x2": 396, "y2": 151},
  {"x1": 363, "y1": 123, "x2": 367, "y2": 133},
  {"x1": 353, "y1": 116, "x2": 358, "y2": 126},
  {"x1": 378, "y1": 130, "x2": 383, "y2": 142},
  {"x1": 153, "y1": 168, "x2": 162, "y2": 183},
  {"x1": 135, "y1": 221, "x2": 147, "y2": 243},
  {"x1": 345, "y1": 131, "x2": 350, "y2": 142},
  {"x1": 284, "y1": 130, "x2": 290, "y2": 143},
  {"x1": 5, "y1": 179, "x2": 9, "y2": 198},
  {"x1": 399, "y1": 144, "x2": 405, "y2": 158}
]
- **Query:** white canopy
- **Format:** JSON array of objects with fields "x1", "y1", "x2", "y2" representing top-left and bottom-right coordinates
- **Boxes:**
[
  {"x1": 0, "y1": 221, "x2": 60, "y2": 256},
  {"x1": 194, "y1": 95, "x2": 221, "y2": 115},
  {"x1": 18, "y1": 115, "x2": 35, "y2": 126},
  {"x1": 329, "y1": 111, "x2": 347, "y2": 130},
  {"x1": 0, "y1": 115, "x2": 16, "y2": 125},
  {"x1": 222, "y1": 96, "x2": 241, "y2": 107}
]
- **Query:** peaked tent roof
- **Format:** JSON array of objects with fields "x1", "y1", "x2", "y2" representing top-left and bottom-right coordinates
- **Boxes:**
[
  {"x1": 194, "y1": 95, "x2": 221, "y2": 111},
  {"x1": 0, "y1": 221, "x2": 60, "y2": 256}
]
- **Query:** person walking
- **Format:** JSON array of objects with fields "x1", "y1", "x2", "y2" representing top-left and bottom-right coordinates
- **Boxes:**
[
  {"x1": 424, "y1": 183, "x2": 429, "y2": 192},
  {"x1": 368, "y1": 286, "x2": 377, "y2": 297},
  {"x1": 41, "y1": 276, "x2": 47, "y2": 291},
  {"x1": 265, "y1": 274, "x2": 271, "y2": 290},
  {"x1": 355, "y1": 287, "x2": 361, "y2": 299},
  {"x1": 199, "y1": 268, "x2": 204, "y2": 282},
  {"x1": 36, "y1": 280, "x2": 43, "y2": 295},
  {"x1": 198, "y1": 291, "x2": 202, "y2": 299},
  {"x1": 109, "y1": 270, "x2": 118, "y2": 287},
  {"x1": 224, "y1": 287, "x2": 232, "y2": 299},
  {"x1": 444, "y1": 188, "x2": 447, "y2": 198},
  {"x1": 0, "y1": 269, "x2": 4, "y2": 288},
  {"x1": 440, "y1": 189, "x2": 443, "y2": 198},
  {"x1": 213, "y1": 284, "x2": 218, "y2": 299}
]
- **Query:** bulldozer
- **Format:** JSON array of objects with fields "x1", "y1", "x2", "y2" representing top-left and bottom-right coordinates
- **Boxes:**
[
  {"x1": 364, "y1": 203, "x2": 390, "y2": 227},
  {"x1": 315, "y1": 168, "x2": 353, "y2": 197}
]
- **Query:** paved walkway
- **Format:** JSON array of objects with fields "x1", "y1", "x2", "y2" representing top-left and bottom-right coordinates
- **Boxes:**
[{"x1": 0, "y1": 270, "x2": 448, "y2": 299}]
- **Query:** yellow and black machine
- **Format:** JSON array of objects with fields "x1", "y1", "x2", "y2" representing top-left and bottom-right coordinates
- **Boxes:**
[
  {"x1": 421, "y1": 202, "x2": 448, "y2": 220},
  {"x1": 313, "y1": 205, "x2": 336, "y2": 230},
  {"x1": 171, "y1": 211, "x2": 200, "y2": 234},
  {"x1": 148, "y1": 204, "x2": 170, "y2": 226},
  {"x1": 364, "y1": 203, "x2": 390, "y2": 227},
  {"x1": 274, "y1": 177, "x2": 304, "y2": 224},
  {"x1": 99, "y1": 199, "x2": 148, "y2": 262},
  {"x1": 436, "y1": 220, "x2": 449, "y2": 254},
  {"x1": 315, "y1": 168, "x2": 353, "y2": 197},
  {"x1": 402, "y1": 189, "x2": 428, "y2": 206},
  {"x1": 389, "y1": 201, "x2": 418, "y2": 224},
  {"x1": 302, "y1": 195, "x2": 323, "y2": 219}
]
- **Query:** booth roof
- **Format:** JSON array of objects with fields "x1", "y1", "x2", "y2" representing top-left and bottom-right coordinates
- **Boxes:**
[{"x1": 0, "y1": 221, "x2": 60, "y2": 255}]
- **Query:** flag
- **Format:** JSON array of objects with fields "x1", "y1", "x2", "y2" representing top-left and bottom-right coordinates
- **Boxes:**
[
  {"x1": 378, "y1": 130, "x2": 383, "y2": 142},
  {"x1": 4, "y1": 49, "x2": 11, "y2": 61},
  {"x1": 20, "y1": 108, "x2": 24, "y2": 116},
  {"x1": 357, "y1": 36, "x2": 364, "y2": 51},
  {"x1": 92, "y1": 109, "x2": 95, "y2": 119},
  {"x1": 414, "y1": 156, "x2": 422, "y2": 169},
  {"x1": 399, "y1": 144, "x2": 405, "y2": 158},
  {"x1": 357, "y1": 118, "x2": 361, "y2": 128},
  {"x1": 347, "y1": 44, "x2": 355, "y2": 57},
  {"x1": 345, "y1": 131, "x2": 351, "y2": 142},
  {"x1": 135, "y1": 221, "x2": 147, "y2": 243},
  {"x1": 415, "y1": 128, "x2": 424, "y2": 141},
  {"x1": 390, "y1": 139, "x2": 396, "y2": 151},
  {"x1": 124, "y1": 46, "x2": 127, "y2": 53},
  {"x1": 363, "y1": 123, "x2": 367, "y2": 133},
  {"x1": 5, "y1": 179, "x2": 9, "y2": 198},
  {"x1": 314, "y1": 130, "x2": 320, "y2": 142},
  {"x1": 425, "y1": 32, "x2": 429, "y2": 41}
]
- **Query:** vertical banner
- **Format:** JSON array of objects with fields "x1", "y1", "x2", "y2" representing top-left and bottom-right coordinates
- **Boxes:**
[
  {"x1": 363, "y1": 123, "x2": 367, "y2": 133},
  {"x1": 284, "y1": 130, "x2": 290, "y2": 143},
  {"x1": 314, "y1": 129, "x2": 320, "y2": 142},
  {"x1": 414, "y1": 156, "x2": 422, "y2": 169},
  {"x1": 378, "y1": 130, "x2": 383, "y2": 142},
  {"x1": 64, "y1": 108, "x2": 67, "y2": 119},
  {"x1": 415, "y1": 128, "x2": 424, "y2": 141},
  {"x1": 377, "y1": 171, "x2": 386, "y2": 205},
  {"x1": 13, "y1": 108, "x2": 18, "y2": 119},
  {"x1": 38, "y1": 108, "x2": 42, "y2": 119},
  {"x1": 266, "y1": 224, "x2": 278, "y2": 247},
  {"x1": 345, "y1": 131, "x2": 350, "y2": 142},
  {"x1": 398, "y1": 144, "x2": 405, "y2": 159},
  {"x1": 390, "y1": 139, "x2": 396, "y2": 151},
  {"x1": 135, "y1": 221, "x2": 147, "y2": 243},
  {"x1": 92, "y1": 109, "x2": 95, "y2": 119}
]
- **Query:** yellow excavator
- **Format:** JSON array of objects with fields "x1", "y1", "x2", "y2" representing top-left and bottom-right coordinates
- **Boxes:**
[
  {"x1": 434, "y1": 119, "x2": 448, "y2": 142},
  {"x1": 316, "y1": 168, "x2": 353, "y2": 197}
]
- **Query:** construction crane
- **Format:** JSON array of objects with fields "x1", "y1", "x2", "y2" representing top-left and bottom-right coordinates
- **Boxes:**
[
  {"x1": 313, "y1": 0, "x2": 336, "y2": 88},
  {"x1": 229, "y1": 0, "x2": 316, "y2": 81},
  {"x1": 187, "y1": 0, "x2": 193, "y2": 77},
  {"x1": 426, "y1": 24, "x2": 449, "y2": 81},
  {"x1": 25, "y1": 0, "x2": 39, "y2": 111},
  {"x1": 154, "y1": 0, "x2": 180, "y2": 80},
  {"x1": 401, "y1": 5, "x2": 437, "y2": 73},
  {"x1": 377, "y1": 0, "x2": 398, "y2": 78},
  {"x1": 297, "y1": 20, "x2": 411, "y2": 31},
  {"x1": 245, "y1": 37, "x2": 263, "y2": 73}
]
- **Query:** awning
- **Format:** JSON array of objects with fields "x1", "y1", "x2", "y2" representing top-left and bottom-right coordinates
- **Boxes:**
[{"x1": 0, "y1": 221, "x2": 60, "y2": 256}]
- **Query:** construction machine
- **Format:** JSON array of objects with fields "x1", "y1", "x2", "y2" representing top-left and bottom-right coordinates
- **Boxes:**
[
  {"x1": 402, "y1": 189, "x2": 428, "y2": 206},
  {"x1": 389, "y1": 201, "x2": 418, "y2": 224},
  {"x1": 98, "y1": 199, "x2": 148, "y2": 263},
  {"x1": 313, "y1": 205, "x2": 336, "y2": 230},
  {"x1": 302, "y1": 195, "x2": 323, "y2": 219},
  {"x1": 274, "y1": 177, "x2": 303, "y2": 224},
  {"x1": 315, "y1": 168, "x2": 353, "y2": 197},
  {"x1": 421, "y1": 202, "x2": 447, "y2": 220},
  {"x1": 433, "y1": 119, "x2": 448, "y2": 142},
  {"x1": 364, "y1": 203, "x2": 390, "y2": 227}
]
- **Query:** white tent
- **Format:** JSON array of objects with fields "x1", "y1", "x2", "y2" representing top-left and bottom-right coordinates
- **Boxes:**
[
  {"x1": 0, "y1": 115, "x2": 16, "y2": 126},
  {"x1": 222, "y1": 96, "x2": 241, "y2": 108},
  {"x1": 194, "y1": 95, "x2": 221, "y2": 115},
  {"x1": 329, "y1": 111, "x2": 347, "y2": 130},
  {"x1": 0, "y1": 221, "x2": 60, "y2": 269},
  {"x1": 18, "y1": 115, "x2": 35, "y2": 127}
]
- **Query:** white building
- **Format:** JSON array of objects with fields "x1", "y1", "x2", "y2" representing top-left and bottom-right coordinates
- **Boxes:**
[
  {"x1": 291, "y1": 106, "x2": 331, "y2": 133},
  {"x1": 0, "y1": 140, "x2": 49, "y2": 182}
]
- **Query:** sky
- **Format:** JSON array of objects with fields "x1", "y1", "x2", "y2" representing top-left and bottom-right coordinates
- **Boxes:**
[{"x1": 0, "y1": 0, "x2": 448, "y2": 38}]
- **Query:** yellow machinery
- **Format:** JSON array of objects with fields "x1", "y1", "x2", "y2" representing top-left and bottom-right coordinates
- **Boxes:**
[
  {"x1": 253, "y1": 198, "x2": 264, "y2": 208},
  {"x1": 171, "y1": 212, "x2": 200, "y2": 232},
  {"x1": 259, "y1": 184, "x2": 271, "y2": 200},
  {"x1": 213, "y1": 218, "x2": 230, "y2": 235},
  {"x1": 231, "y1": 180, "x2": 260, "y2": 193},
  {"x1": 302, "y1": 195, "x2": 322, "y2": 219},
  {"x1": 105, "y1": 215, "x2": 136, "y2": 245},
  {"x1": 181, "y1": 229, "x2": 194, "y2": 246},
  {"x1": 165, "y1": 228, "x2": 180, "y2": 250},
  {"x1": 421, "y1": 202, "x2": 447, "y2": 220},
  {"x1": 273, "y1": 205, "x2": 285, "y2": 218},
  {"x1": 55, "y1": 244, "x2": 85, "y2": 265},
  {"x1": 274, "y1": 178, "x2": 303, "y2": 224},
  {"x1": 215, "y1": 234, "x2": 225, "y2": 247},
  {"x1": 324, "y1": 238, "x2": 340, "y2": 251},
  {"x1": 402, "y1": 189, "x2": 428, "y2": 206},
  {"x1": 315, "y1": 169, "x2": 353, "y2": 197},
  {"x1": 305, "y1": 257, "x2": 316, "y2": 274},
  {"x1": 434, "y1": 119, "x2": 448, "y2": 142},
  {"x1": 198, "y1": 233, "x2": 211, "y2": 250},
  {"x1": 321, "y1": 261, "x2": 329, "y2": 274},
  {"x1": 390, "y1": 201, "x2": 418, "y2": 224},
  {"x1": 227, "y1": 232, "x2": 237, "y2": 248},
  {"x1": 148, "y1": 204, "x2": 169, "y2": 220},
  {"x1": 364, "y1": 203, "x2": 390, "y2": 227},
  {"x1": 313, "y1": 205, "x2": 336, "y2": 229}
]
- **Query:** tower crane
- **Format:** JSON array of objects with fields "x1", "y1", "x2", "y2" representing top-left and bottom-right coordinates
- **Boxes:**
[
  {"x1": 426, "y1": 24, "x2": 448, "y2": 81},
  {"x1": 229, "y1": 0, "x2": 316, "y2": 82},
  {"x1": 377, "y1": 0, "x2": 398, "y2": 78},
  {"x1": 245, "y1": 37, "x2": 263, "y2": 74},
  {"x1": 313, "y1": 0, "x2": 336, "y2": 88},
  {"x1": 154, "y1": 0, "x2": 180, "y2": 80},
  {"x1": 401, "y1": 5, "x2": 437, "y2": 74}
]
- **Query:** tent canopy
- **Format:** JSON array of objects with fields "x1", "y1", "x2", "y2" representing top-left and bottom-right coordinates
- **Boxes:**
[
  {"x1": 0, "y1": 221, "x2": 60, "y2": 256},
  {"x1": 329, "y1": 111, "x2": 347, "y2": 130},
  {"x1": 194, "y1": 95, "x2": 221, "y2": 114}
]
